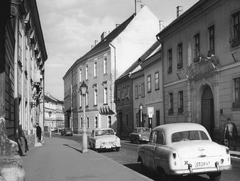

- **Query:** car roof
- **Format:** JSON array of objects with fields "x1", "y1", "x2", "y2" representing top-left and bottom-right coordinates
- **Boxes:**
[{"x1": 152, "y1": 123, "x2": 211, "y2": 144}]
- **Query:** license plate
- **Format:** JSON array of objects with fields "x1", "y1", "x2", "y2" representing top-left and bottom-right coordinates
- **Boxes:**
[{"x1": 195, "y1": 161, "x2": 210, "y2": 168}]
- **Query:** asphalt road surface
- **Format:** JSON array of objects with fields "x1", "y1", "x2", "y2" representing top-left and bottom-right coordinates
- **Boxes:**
[{"x1": 54, "y1": 134, "x2": 240, "y2": 181}]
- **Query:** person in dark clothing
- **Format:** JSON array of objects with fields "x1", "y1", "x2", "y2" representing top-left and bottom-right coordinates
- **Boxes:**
[
  {"x1": 224, "y1": 118, "x2": 238, "y2": 151},
  {"x1": 36, "y1": 123, "x2": 42, "y2": 142}
]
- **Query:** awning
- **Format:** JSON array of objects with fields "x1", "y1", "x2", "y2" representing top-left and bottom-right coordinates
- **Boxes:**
[{"x1": 99, "y1": 106, "x2": 115, "y2": 115}]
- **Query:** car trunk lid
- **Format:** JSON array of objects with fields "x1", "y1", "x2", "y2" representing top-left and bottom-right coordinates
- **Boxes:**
[{"x1": 171, "y1": 141, "x2": 223, "y2": 158}]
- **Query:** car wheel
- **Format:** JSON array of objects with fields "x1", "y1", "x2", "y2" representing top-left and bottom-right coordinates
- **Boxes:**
[
  {"x1": 158, "y1": 168, "x2": 173, "y2": 181},
  {"x1": 140, "y1": 159, "x2": 147, "y2": 174},
  {"x1": 208, "y1": 172, "x2": 221, "y2": 181},
  {"x1": 116, "y1": 147, "x2": 120, "y2": 152}
]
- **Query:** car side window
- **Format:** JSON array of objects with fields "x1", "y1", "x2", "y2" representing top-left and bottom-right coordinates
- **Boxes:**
[
  {"x1": 91, "y1": 131, "x2": 94, "y2": 137},
  {"x1": 150, "y1": 131, "x2": 157, "y2": 144},
  {"x1": 157, "y1": 131, "x2": 164, "y2": 145}
]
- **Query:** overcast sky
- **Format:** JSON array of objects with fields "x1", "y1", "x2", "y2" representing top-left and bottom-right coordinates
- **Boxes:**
[{"x1": 36, "y1": 0, "x2": 198, "y2": 100}]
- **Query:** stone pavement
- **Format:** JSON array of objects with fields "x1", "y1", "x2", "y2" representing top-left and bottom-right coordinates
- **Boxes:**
[{"x1": 21, "y1": 137, "x2": 151, "y2": 181}]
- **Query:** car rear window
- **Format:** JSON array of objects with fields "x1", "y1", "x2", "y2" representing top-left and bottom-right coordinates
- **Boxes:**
[
  {"x1": 95, "y1": 129, "x2": 114, "y2": 136},
  {"x1": 172, "y1": 130, "x2": 209, "y2": 143}
]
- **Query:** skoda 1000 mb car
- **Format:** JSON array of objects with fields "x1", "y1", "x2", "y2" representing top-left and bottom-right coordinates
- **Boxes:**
[
  {"x1": 137, "y1": 123, "x2": 231, "y2": 181},
  {"x1": 89, "y1": 128, "x2": 121, "y2": 152}
]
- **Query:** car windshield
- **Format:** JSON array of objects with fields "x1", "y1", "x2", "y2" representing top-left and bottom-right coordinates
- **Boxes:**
[
  {"x1": 172, "y1": 130, "x2": 209, "y2": 143},
  {"x1": 137, "y1": 128, "x2": 150, "y2": 133},
  {"x1": 95, "y1": 129, "x2": 114, "y2": 136}
]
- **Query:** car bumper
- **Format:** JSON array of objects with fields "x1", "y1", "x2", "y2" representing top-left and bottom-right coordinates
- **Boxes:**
[
  {"x1": 96, "y1": 143, "x2": 121, "y2": 150},
  {"x1": 170, "y1": 165, "x2": 232, "y2": 175}
]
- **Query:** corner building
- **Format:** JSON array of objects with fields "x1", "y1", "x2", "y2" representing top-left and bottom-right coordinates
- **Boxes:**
[
  {"x1": 63, "y1": 6, "x2": 159, "y2": 133},
  {"x1": 157, "y1": 0, "x2": 240, "y2": 143}
]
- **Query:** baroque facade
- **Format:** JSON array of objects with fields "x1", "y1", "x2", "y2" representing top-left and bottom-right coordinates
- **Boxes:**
[
  {"x1": 0, "y1": 0, "x2": 47, "y2": 153},
  {"x1": 63, "y1": 6, "x2": 159, "y2": 133},
  {"x1": 156, "y1": 0, "x2": 240, "y2": 143}
]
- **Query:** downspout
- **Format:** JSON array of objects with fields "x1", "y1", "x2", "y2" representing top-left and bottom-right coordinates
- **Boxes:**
[
  {"x1": 14, "y1": 16, "x2": 19, "y2": 139},
  {"x1": 156, "y1": 34, "x2": 165, "y2": 124}
]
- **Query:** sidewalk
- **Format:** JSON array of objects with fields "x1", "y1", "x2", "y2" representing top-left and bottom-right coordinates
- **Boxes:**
[{"x1": 21, "y1": 137, "x2": 151, "y2": 181}]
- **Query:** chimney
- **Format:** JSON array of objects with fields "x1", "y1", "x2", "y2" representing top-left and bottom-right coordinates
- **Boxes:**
[
  {"x1": 91, "y1": 45, "x2": 94, "y2": 49},
  {"x1": 177, "y1": 6, "x2": 183, "y2": 18},
  {"x1": 135, "y1": 0, "x2": 142, "y2": 14},
  {"x1": 94, "y1": 40, "x2": 98, "y2": 45},
  {"x1": 101, "y1": 31, "x2": 108, "y2": 40},
  {"x1": 159, "y1": 20, "x2": 163, "y2": 31},
  {"x1": 116, "y1": 24, "x2": 120, "y2": 28}
]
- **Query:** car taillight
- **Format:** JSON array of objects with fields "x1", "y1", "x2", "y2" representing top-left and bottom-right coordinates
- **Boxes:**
[
  {"x1": 173, "y1": 153, "x2": 176, "y2": 159},
  {"x1": 226, "y1": 148, "x2": 230, "y2": 154}
]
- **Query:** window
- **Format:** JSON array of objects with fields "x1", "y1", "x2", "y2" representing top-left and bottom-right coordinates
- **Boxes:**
[
  {"x1": 147, "y1": 75, "x2": 151, "y2": 93},
  {"x1": 94, "y1": 89, "x2": 97, "y2": 106},
  {"x1": 108, "y1": 116, "x2": 111, "y2": 128},
  {"x1": 157, "y1": 131, "x2": 164, "y2": 145},
  {"x1": 79, "y1": 94, "x2": 82, "y2": 107},
  {"x1": 85, "y1": 65, "x2": 88, "y2": 80},
  {"x1": 231, "y1": 11, "x2": 240, "y2": 47},
  {"x1": 167, "y1": 49, "x2": 172, "y2": 73},
  {"x1": 155, "y1": 72, "x2": 159, "y2": 90},
  {"x1": 87, "y1": 117, "x2": 89, "y2": 128},
  {"x1": 117, "y1": 88, "x2": 120, "y2": 101},
  {"x1": 95, "y1": 117, "x2": 98, "y2": 128},
  {"x1": 104, "y1": 87, "x2": 107, "y2": 104},
  {"x1": 178, "y1": 91, "x2": 183, "y2": 114},
  {"x1": 138, "y1": 84, "x2": 141, "y2": 97},
  {"x1": 208, "y1": 26, "x2": 215, "y2": 55},
  {"x1": 135, "y1": 85, "x2": 138, "y2": 99},
  {"x1": 141, "y1": 83, "x2": 145, "y2": 97},
  {"x1": 194, "y1": 33, "x2": 200, "y2": 57},
  {"x1": 126, "y1": 85, "x2": 130, "y2": 99},
  {"x1": 126, "y1": 114, "x2": 129, "y2": 126},
  {"x1": 233, "y1": 77, "x2": 240, "y2": 108},
  {"x1": 86, "y1": 92, "x2": 89, "y2": 107},
  {"x1": 79, "y1": 68, "x2": 82, "y2": 82},
  {"x1": 177, "y1": 43, "x2": 183, "y2": 69},
  {"x1": 122, "y1": 86, "x2": 125, "y2": 100},
  {"x1": 103, "y1": 57, "x2": 107, "y2": 74},
  {"x1": 94, "y1": 62, "x2": 97, "y2": 77},
  {"x1": 150, "y1": 131, "x2": 157, "y2": 144},
  {"x1": 169, "y1": 93, "x2": 173, "y2": 114}
]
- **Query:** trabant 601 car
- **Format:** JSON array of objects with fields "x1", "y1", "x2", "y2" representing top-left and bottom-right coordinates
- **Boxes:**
[
  {"x1": 129, "y1": 127, "x2": 151, "y2": 143},
  {"x1": 137, "y1": 123, "x2": 231, "y2": 181},
  {"x1": 89, "y1": 128, "x2": 121, "y2": 152}
]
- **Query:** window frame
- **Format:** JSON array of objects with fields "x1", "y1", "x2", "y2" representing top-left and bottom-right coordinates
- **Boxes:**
[
  {"x1": 167, "y1": 49, "x2": 172, "y2": 73},
  {"x1": 208, "y1": 25, "x2": 215, "y2": 55},
  {"x1": 155, "y1": 71, "x2": 159, "y2": 90},
  {"x1": 177, "y1": 43, "x2": 183, "y2": 69},
  {"x1": 194, "y1": 33, "x2": 200, "y2": 57},
  {"x1": 147, "y1": 75, "x2": 151, "y2": 93}
]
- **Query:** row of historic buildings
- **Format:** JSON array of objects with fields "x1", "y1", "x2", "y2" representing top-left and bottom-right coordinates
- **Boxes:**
[
  {"x1": 0, "y1": 0, "x2": 47, "y2": 154},
  {"x1": 64, "y1": 0, "x2": 240, "y2": 143}
]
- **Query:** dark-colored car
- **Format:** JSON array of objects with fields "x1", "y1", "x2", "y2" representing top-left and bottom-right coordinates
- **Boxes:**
[
  {"x1": 61, "y1": 128, "x2": 73, "y2": 136},
  {"x1": 129, "y1": 127, "x2": 151, "y2": 143}
]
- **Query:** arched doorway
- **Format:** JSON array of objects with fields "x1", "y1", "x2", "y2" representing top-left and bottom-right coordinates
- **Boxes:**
[{"x1": 201, "y1": 85, "x2": 214, "y2": 137}]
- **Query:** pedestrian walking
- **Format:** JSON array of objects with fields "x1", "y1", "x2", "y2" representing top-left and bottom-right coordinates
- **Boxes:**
[
  {"x1": 36, "y1": 123, "x2": 42, "y2": 142},
  {"x1": 224, "y1": 118, "x2": 238, "y2": 151}
]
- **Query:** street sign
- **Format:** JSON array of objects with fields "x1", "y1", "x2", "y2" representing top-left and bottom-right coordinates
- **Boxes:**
[{"x1": 147, "y1": 107, "x2": 154, "y2": 118}]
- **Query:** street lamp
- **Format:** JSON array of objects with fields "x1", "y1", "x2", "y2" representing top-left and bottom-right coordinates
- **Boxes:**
[
  {"x1": 49, "y1": 111, "x2": 52, "y2": 137},
  {"x1": 79, "y1": 81, "x2": 88, "y2": 153},
  {"x1": 139, "y1": 103, "x2": 143, "y2": 127}
]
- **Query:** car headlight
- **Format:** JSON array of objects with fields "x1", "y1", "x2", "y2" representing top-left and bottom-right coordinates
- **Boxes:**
[
  {"x1": 139, "y1": 134, "x2": 141, "y2": 137},
  {"x1": 115, "y1": 137, "x2": 120, "y2": 142}
]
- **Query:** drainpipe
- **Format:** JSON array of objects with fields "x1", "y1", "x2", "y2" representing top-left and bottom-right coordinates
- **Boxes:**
[
  {"x1": 156, "y1": 34, "x2": 165, "y2": 124},
  {"x1": 14, "y1": 16, "x2": 19, "y2": 139}
]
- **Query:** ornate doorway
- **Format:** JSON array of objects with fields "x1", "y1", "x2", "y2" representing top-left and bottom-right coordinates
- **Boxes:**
[{"x1": 201, "y1": 85, "x2": 214, "y2": 137}]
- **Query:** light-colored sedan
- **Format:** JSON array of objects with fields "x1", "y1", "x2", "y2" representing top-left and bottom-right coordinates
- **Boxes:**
[
  {"x1": 137, "y1": 123, "x2": 232, "y2": 181},
  {"x1": 129, "y1": 127, "x2": 151, "y2": 143},
  {"x1": 89, "y1": 128, "x2": 121, "y2": 152}
]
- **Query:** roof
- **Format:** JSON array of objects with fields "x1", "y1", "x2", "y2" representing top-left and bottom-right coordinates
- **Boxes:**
[{"x1": 63, "y1": 14, "x2": 135, "y2": 79}]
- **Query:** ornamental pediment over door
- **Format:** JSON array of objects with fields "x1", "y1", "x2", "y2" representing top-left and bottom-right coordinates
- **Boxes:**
[{"x1": 186, "y1": 54, "x2": 219, "y2": 80}]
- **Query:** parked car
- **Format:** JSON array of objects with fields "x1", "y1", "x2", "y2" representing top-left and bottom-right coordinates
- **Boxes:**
[
  {"x1": 137, "y1": 123, "x2": 232, "y2": 181},
  {"x1": 88, "y1": 128, "x2": 121, "y2": 152},
  {"x1": 61, "y1": 128, "x2": 73, "y2": 136},
  {"x1": 129, "y1": 127, "x2": 151, "y2": 143}
]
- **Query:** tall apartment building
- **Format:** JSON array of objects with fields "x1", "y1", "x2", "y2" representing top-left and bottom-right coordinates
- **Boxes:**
[
  {"x1": 63, "y1": 5, "x2": 159, "y2": 133},
  {"x1": 0, "y1": 0, "x2": 47, "y2": 152},
  {"x1": 156, "y1": 0, "x2": 240, "y2": 143}
]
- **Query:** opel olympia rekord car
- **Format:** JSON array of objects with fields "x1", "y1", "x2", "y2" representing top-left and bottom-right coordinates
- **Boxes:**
[
  {"x1": 89, "y1": 128, "x2": 121, "y2": 152},
  {"x1": 129, "y1": 127, "x2": 151, "y2": 143},
  {"x1": 137, "y1": 123, "x2": 231, "y2": 181}
]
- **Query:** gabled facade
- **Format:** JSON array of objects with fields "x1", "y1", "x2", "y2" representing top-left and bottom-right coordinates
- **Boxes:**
[
  {"x1": 44, "y1": 93, "x2": 64, "y2": 131},
  {"x1": 0, "y1": 0, "x2": 47, "y2": 152},
  {"x1": 157, "y1": 0, "x2": 240, "y2": 143},
  {"x1": 63, "y1": 6, "x2": 159, "y2": 133}
]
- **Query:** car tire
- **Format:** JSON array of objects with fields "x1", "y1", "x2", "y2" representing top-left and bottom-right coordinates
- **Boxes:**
[
  {"x1": 158, "y1": 168, "x2": 173, "y2": 181},
  {"x1": 140, "y1": 159, "x2": 147, "y2": 174},
  {"x1": 116, "y1": 147, "x2": 120, "y2": 152},
  {"x1": 208, "y1": 172, "x2": 221, "y2": 181}
]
